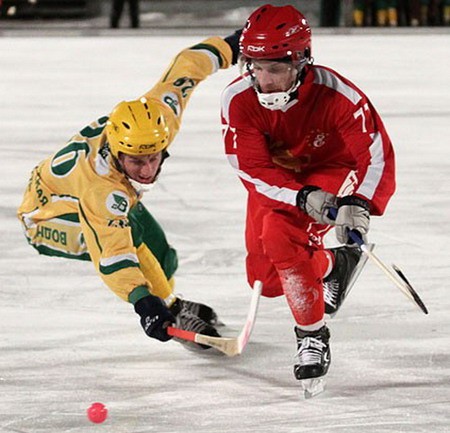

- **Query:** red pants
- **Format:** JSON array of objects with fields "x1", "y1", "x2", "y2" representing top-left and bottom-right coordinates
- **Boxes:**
[{"x1": 245, "y1": 168, "x2": 358, "y2": 327}]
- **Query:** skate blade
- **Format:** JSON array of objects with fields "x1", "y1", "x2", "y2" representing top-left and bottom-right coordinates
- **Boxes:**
[
  {"x1": 301, "y1": 378, "x2": 326, "y2": 399},
  {"x1": 213, "y1": 318, "x2": 226, "y2": 327}
]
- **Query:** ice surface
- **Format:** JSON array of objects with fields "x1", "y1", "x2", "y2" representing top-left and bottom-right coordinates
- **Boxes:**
[{"x1": 1, "y1": 34, "x2": 449, "y2": 432}]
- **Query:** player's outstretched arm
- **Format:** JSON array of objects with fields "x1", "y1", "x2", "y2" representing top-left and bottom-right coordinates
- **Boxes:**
[{"x1": 141, "y1": 32, "x2": 241, "y2": 144}]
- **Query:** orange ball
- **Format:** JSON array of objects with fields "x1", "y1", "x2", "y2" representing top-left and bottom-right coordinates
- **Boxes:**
[{"x1": 87, "y1": 402, "x2": 108, "y2": 424}]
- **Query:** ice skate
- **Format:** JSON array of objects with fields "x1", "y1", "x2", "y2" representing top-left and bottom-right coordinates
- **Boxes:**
[
  {"x1": 171, "y1": 301, "x2": 221, "y2": 351},
  {"x1": 176, "y1": 298, "x2": 221, "y2": 326},
  {"x1": 293, "y1": 325, "x2": 330, "y2": 398},
  {"x1": 323, "y1": 244, "x2": 374, "y2": 317}
]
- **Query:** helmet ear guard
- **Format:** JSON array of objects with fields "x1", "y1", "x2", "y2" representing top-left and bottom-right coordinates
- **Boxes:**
[{"x1": 106, "y1": 98, "x2": 170, "y2": 159}]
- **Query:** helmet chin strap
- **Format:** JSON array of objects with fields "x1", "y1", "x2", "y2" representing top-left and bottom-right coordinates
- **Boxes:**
[
  {"x1": 244, "y1": 59, "x2": 307, "y2": 111},
  {"x1": 256, "y1": 78, "x2": 302, "y2": 111},
  {"x1": 128, "y1": 177, "x2": 154, "y2": 194},
  {"x1": 114, "y1": 148, "x2": 168, "y2": 196}
]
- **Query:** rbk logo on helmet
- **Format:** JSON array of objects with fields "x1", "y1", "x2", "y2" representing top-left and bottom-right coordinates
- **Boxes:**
[{"x1": 247, "y1": 45, "x2": 266, "y2": 53}]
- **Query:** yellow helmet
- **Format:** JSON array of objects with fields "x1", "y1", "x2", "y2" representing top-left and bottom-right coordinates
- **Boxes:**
[{"x1": 106, "y1": 98, "x2": 170, "y2": 158}]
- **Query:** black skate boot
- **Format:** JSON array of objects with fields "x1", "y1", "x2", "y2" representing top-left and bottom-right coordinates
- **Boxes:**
[
  {"x1": 176, "y1": 298, "x2": 220, "y2": 326},
  {"x1": 170, "y1": 300, "x2": 220, "y2": 351},
  {"x1": 293, "y1": 325, "x2": 331, "y2": 381},
  {"x1": 323, "y1": 245, "x2": 372, "y2": 317}
]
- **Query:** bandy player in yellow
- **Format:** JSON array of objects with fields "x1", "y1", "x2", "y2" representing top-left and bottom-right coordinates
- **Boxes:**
[{"x1": 17, "y1": 32, "x2": 241, "y2": 348}]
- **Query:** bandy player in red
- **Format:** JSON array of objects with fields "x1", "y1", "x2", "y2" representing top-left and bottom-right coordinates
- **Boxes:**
[{"x1": 221, "y1": 4, "x2": 395, "y2": 386}]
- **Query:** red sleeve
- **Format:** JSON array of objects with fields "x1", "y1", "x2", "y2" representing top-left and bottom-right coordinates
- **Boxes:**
[
  {"x1": 336, "y1": 91, "x2": 396, "y2": 215},
  {"x1": 221, "y1": 89, "x2": 303, "y2": 210}
]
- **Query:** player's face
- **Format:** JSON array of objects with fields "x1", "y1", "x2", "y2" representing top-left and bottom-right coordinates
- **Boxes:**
[
  {"x1": 119, "y1": 152, "x2": 163, "y2": 184},
  {"x1": 250, "y1": 60, "x2": 297, "y2": 93}
]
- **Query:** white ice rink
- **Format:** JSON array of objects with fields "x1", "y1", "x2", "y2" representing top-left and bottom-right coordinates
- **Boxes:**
[{"x1": 1, "y1": 32, "x2": 450, "y2": 432}]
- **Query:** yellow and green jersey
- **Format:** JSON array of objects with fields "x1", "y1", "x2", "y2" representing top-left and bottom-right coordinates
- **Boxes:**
[{"x1": 18, "y1": 36, "x2": 233, "y2": 305}]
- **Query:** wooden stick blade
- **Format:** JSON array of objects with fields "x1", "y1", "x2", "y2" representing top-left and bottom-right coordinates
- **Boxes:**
[
  {"x1": 167, "y1": 280, "x2": 263, "y2": 357},
  {"x1": 167, "y1": 326, "x2": 240, "y2": 356}
]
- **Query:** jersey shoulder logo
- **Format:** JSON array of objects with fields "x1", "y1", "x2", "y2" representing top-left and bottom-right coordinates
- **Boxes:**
[
  {"x1": 162, "y1": 92, "x2": 180, "y2": 117},
  {"x1": 106, "y1": 191, "x2": 130, "y2": 216}
]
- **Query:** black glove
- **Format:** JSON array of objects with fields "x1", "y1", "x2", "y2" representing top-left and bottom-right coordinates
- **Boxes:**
[
  {"x1": 134, "y1": 294, "x2": 175, "y2": 342},
  {"x1": 224, "y1": 29, "x2": 243, "y2": 65},
  {"x1": 297, "y1": 185, "x2": 337, "y2": 225},
  {"x1": 335, "y1": 195, "x2": 370, "y2": 245}
]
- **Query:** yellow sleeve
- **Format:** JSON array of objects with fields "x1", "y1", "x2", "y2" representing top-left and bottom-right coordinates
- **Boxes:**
[
  {"x1": 78, "y1": 186, "x2": 172, "y2": 304},
  {"x1": 140, "y1": 36, "x2": 233, "y2": 144}
]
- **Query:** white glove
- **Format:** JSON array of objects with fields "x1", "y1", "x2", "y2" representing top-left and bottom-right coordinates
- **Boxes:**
[
  {"x1": 335, "y1": 196, "x2": 370, "y2": 245},
  {"x1": 297, "y1": 186, "x2": 337, "y2": 225}
]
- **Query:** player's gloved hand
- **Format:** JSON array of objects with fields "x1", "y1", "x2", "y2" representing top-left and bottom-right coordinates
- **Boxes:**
[
  {"x1": 297, "y1": 185, "x2": 337, "y2": 225},
  {"x1": 224, "y1": 29, "x2": 243, "y2": 65},
  {"x1": 335, "y1": 195, "x2": 370, "y2": 245},
  {"x1": 134, "y1": 294, "x2": 175, "y2": 342}
]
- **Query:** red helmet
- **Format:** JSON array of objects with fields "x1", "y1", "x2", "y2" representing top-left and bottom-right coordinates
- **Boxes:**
[{"x1": 240, "y1": 4, "x2": 312, "y2": 61}]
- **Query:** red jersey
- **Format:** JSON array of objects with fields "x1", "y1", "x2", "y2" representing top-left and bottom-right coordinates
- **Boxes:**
[{"x1": 221, "y1": 64, "x2": 395, "y2": 216}]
